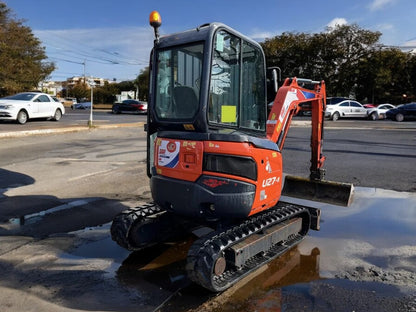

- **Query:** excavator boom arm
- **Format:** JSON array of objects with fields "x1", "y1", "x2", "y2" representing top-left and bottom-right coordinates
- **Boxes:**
[{"x1": 267, "y1": 77, "x2": 326, "y2": 180}]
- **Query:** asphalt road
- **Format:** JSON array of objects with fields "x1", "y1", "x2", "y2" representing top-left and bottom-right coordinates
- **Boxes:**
[
  {"x1": 0, "y1": 109, "x2": 146, "y2": 136},
  {"x1": 0, "y1": 117, "x2": 416, "y2": 311},
  {"x1": 282, "y1": 119, "x2": 416, "y2": 192}
]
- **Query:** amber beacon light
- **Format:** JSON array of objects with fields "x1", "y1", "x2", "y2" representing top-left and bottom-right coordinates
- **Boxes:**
[{"x1": 149, "y1": 11, "x2": 162, "y2": 42}]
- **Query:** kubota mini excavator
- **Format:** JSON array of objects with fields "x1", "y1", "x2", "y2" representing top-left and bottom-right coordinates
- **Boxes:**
[{"x1": 111, "y1": 11, "x2": 353, "y2": 292}]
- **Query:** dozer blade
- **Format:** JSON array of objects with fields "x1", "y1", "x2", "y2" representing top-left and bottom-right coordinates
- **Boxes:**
[{"x1": 282, "y1": 175, "x2": 354, "y2": 207}]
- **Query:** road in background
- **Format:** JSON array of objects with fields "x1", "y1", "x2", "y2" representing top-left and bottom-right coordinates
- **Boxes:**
[
  {"x1": 0, "y1": 109, "x2": 146, "y2": 135},
  {"x1": 283, "y1": 121, "x2": 416, "y2": 192}
]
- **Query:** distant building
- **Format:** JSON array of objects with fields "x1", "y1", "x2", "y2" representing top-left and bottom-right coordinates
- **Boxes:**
[
  {"x1": 66, "y1": 76, "x2": 111, "y2": 88},
  {"x1": 40, "y1": 76, "x2": 117, "y2": 96},
  {"x1": 115, "y1": 91, "x2": 137, "y2": 102},
  {"x1": 39, "y1": 80, "x2": 64, "y2": 96}
]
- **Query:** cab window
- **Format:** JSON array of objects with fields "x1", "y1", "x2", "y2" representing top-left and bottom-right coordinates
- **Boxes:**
[
  {"x1": 155, "y1": 43, "x2": 203, "y2": 120},
  {"x1": 208, "y1": 30, "x2": 265, "y2": 131}
]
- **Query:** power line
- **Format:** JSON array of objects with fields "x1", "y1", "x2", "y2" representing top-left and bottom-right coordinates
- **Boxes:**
[{"x1": 38, "y1": 29, "x2": 149, "y2": 67}]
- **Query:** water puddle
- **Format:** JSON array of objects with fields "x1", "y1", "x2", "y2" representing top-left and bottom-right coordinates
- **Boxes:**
[{"x1": 59, "y1": 186, "x2": 416, "y2": 311}]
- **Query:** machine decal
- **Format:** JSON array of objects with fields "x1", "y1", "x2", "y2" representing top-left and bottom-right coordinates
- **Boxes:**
[
  {"x1": 208, "y1": 142, "x2": 220, "y2": 148},
  {"x1": 265, "y1": 160, "x2": 272, "y2": 173},
  {"x1": 301, "y1": 90, "x2": 316, "y2": 99},
  {"x1": 158, "y1": 140, "x2": 180, "y2": 168},
  {"x1": 202, "y1": 178, "x2": 229, "y2": 188},
  {"x1": 262, "y1": 176, "x2": 280, "y2": 187},
  {"x1": 279, "y1": 90, "x2": 298, "y2": 122},
  {"x1": 183, "y1": 141, "x2": 197, "y2": 148}
]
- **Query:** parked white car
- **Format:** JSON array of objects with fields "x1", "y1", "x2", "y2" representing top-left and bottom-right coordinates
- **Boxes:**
[
  {"x1": 366, "y1": 103, "x2": 395, "y2": 120},
  {"x1": 0, "y1": 92, "x2": 65, "y2": 124},
  {"x1": 325, "y1": 99, "x2": 367, "y2": 121}
]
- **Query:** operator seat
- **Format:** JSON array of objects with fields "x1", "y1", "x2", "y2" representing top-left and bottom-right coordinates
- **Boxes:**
[{"x1": 172, "y1": 86, "x2": 198, "y2": 118}]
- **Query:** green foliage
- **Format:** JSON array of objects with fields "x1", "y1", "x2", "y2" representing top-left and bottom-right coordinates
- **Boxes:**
[
  {"x1": 135, "y1": 67, "x2": 149, "y2": 101},
  {"x1": 117, "y1": 80, "x2": 135, "y2": 92},
  {"x1": 93, "y1": 81, "x2": 118, "y2": 104},
  {"x1": 68, "y1": 82, "x2": 88, "y2": 101},
  {"x1": 0, "y1": 2, "x2": 55, "y2": 96},
  {"x1": 261, "y1": 24, "x2": 415, "y2": 104}
]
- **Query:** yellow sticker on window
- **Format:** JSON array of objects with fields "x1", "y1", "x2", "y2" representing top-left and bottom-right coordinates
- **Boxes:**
[{"x1": 221, "y1": 105, "x2": 236, "y2": 123}]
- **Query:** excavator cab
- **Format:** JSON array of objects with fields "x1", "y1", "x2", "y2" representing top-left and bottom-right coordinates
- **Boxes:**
[
  {"x1": 146, "y1": 17, "x2": 294, "y2": 220},
  {"x1": 147, "y1": 21, "x2": 268, "y2": 167}
]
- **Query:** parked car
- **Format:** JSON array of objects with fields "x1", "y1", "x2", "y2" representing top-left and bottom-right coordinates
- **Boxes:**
[
  {"x1": 366, "y1": 103, "x2": 395, "y2": 120},
  {"x1": 0, "y1": 92, "x2": 65, "y2": 124},
  {"x1": 325, "y1": 99, "x2": 367, "y2": 121},
  {"x1": 326, "y1": 97, "x2": 350, "y2": 105},
  {"x1": 71, "y1": 101, "x2": 92, "y2": 109},
  {"x1": 112, "y1": 99, "x2": 147, "y2": 114},
  {"x1": 385, "y1": 103, "x2": 416, "y2": 122}
]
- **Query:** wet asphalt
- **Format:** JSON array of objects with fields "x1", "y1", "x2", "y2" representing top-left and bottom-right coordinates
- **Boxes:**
[{"x1": 0, "y1": 116, "x2": 416, "y2": 311}]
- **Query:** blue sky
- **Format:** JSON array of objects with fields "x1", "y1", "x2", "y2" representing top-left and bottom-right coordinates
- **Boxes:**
[{"x1": 5, "y1": 0, "x2": 416, "y2": 82}]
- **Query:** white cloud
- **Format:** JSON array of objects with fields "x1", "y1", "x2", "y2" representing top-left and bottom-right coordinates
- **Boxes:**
[
  {"x1": 249, "y1": 28, "x2": 279, "y2": 42},
  {"x1": 326, "y1": 18, "x2": 348, "y2": 29},
  {"x1": 403, "y1": 39, "x2": 416, "y2": 54},
  {"x1": 369, "y1": 0, "x2": 397, "y2": 11},
  {"x1": 376, "y1": 23, "x2": 394, "y2": 31}
]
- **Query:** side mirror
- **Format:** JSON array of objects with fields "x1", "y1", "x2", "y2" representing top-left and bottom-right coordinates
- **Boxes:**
[{"x1": 268, "y1": 67, "x2": 281, "y2": 93}]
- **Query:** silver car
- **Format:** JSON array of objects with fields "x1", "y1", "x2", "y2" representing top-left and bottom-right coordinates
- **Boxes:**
[
  {"x1": 366, "y1": 104, "x2": 395, "y2": 120},
  {"x1": 325, "y1": 99, "x2": 367, "y2": 121}
]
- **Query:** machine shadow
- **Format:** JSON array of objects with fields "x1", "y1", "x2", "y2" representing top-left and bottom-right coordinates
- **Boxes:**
[{"x1": 0, "y1": 168, "x2": 151, "y2": 311}]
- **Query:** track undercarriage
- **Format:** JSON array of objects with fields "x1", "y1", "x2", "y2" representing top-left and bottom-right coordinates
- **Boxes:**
[{"x1": 111, "y1": 202, "x2": 320, "y2": 292}]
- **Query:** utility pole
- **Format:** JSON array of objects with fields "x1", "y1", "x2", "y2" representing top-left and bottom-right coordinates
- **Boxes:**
[
  {"x1": 87, "y1": 78, "x2": 96, "y2": 127},
  {"x1": 83, "y1": 59, "x2": 86, "y2": 85}
]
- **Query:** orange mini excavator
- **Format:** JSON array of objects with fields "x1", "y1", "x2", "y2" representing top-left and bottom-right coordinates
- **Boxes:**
[{"x1": 111, "y1": 11, "x2": 353, "y2": 292}]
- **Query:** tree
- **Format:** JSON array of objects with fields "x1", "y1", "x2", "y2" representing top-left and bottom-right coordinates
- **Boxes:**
[
  {"x1": 323, "y1": 24, "x2": 381, "y2": 98},
  {"x1": 135, "y1": 67, "x2": 149, "y2": 101},
  {"x1": 261, "y1": 24, "x2": 389, "y2": 101},
  {"x1": 356, "y1": 48, "x2": 412, "y2": 104},
  {"x1": 68, "y1": 82, "x2": 88, "y2": 101},
  {"x1": 94, "y1": 81, "x2": 118, "y2": 104},
  {"x1": 0, "y1": 2, "x2": 55, "y2": 96},
  {"x1": 262, "y1": 32, "x2": 315, "y2": 79}
]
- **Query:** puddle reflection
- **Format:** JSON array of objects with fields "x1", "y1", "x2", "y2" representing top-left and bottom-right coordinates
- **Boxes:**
[
  {"x1": 115, "y1": 237, "x2": 321, "y2": 311},
  {"x1": 203, "y1": 246, "x2": 321, "y2": 312},
  {"x1": 116, "y1": 239, "x2": 194, "y2": 292}
]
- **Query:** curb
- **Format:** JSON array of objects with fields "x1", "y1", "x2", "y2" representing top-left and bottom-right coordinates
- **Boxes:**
[
  {"x1": 1, "y1": 120, "x2": 413, "y2": 139},
  {"x1": 0, "y1": 122, "x2": 145, "y2": 139}
]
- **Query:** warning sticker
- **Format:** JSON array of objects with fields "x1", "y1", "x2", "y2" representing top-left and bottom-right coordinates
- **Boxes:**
[{"x1": 158, "y1": 140, "x2": 180, "y2": 168}]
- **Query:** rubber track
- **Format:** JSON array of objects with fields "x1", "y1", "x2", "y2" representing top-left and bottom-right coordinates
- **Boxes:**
[
  {"x1": 110, "y1": 202, "x2": 163, "y2": 251},
  {"x1": 186, "y1": 202, "x2": 310, "y2": 292}
]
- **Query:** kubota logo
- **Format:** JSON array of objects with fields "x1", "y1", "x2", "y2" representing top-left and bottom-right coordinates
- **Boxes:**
[
  {"x1": 167, "y1": 142, "x2": 177, "y2": 152},
  {"x1": 202, "y1": 178, "x2": 229, "y2": 188}
]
